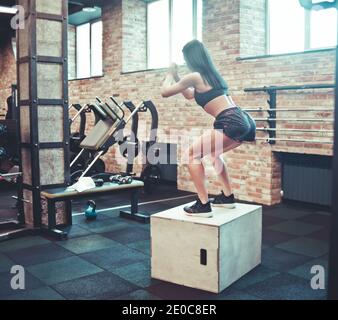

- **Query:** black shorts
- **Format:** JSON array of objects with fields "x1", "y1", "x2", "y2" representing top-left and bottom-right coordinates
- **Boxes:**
[{"x1": 213, "y1": 107, "x2": 256, "y2": 142}]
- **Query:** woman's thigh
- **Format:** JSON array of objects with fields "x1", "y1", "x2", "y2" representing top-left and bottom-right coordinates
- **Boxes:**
[{"x1": 190, "y1": 129, "x2": 240, "y2": 160}]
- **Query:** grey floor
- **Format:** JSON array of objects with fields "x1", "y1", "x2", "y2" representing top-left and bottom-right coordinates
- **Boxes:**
[{"x1": 0, "y1": 183, "x2": 330, "y2": 300}]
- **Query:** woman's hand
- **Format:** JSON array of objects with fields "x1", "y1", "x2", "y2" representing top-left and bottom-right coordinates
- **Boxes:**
[
  {"x1": 162, "y1": 73, "x2": 175, "y2": 89},
  {"x1": 169, "y1": 63, "x2": 180, "y2": 82},
  {"x1": 169, "y1": 63, "x2": 178, "y2": 75}
]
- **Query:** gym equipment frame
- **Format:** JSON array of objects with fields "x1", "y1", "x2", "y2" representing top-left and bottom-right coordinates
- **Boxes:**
[
  {"x1": 245, "y1": 83, "x2": 335, "y2": 145},
  {"x1": 256, "y1": 138, "x2": 333, "y2": 144},
  {"x1": 70, "y1": 99, "x2": 145, "y2": 180},
  {"x1": 15, "y1": 0, "x2": 71, "y2": 240}
]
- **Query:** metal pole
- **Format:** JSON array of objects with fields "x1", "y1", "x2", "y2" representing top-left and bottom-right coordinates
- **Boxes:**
[
  {"x1": 257, "y1": 128, "x2": 334, "y2": 134},
  {"x1": 70, "y1": 149, "x2": 85, "y2": 168},
  {"x1": 245, "y1": 83, "x2": 335, "y2": 92},
  {"x1": 0, "y1": 172, "x2": 22, "y2": 178},
  {"x1": 256, "y1": 138, "x2": 333, "y2": 144},
  {"x1": 254, "y1": 118, "x2": 334, "y2": 123},
  {"x1": 243, "y1": 108, "x2": 334, "y2": 112},
  {"x1": 80, "y1": 151, "x2": 104, "y2": 178},
  {"x1": 267, "y1": 90, "x2": 277, "y2": 144},
  {"x1": 125, "y1": 102, "x2": 146, "y2": 123},
  {"x1": 70, "y1": 104, "x2": 87, "y2": 123}
]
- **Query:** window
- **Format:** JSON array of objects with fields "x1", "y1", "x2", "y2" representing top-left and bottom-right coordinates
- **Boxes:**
[
  {"x1": 311, "y1": 8, "x2": 337, "y2": 48},
  {"x1": 76, "y1": 20, "x2": 103, "y2": 79},
  {"x1": 147, "y1": 0, "x2": 203, "y2": 69},
  {"x1": 268, "y1": 0, "x2": 337, "y2": 55},
  {"x1": 147, "y1": 0, "x2": 170, "y2": 70},
  {"x1": 90, "y1": 21, "x2": 103, "y2": 77}
]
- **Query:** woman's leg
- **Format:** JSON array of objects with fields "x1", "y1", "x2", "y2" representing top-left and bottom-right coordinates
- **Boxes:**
[
  {"x1": 210, "y1": 138, "x2": 242, "y2": 197},
  {"x1": 188, "y1": 130, "x2": 239, "y2": 203}
]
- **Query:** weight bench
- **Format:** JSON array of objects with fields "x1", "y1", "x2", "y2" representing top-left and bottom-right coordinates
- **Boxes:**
[{"x1": 40, "y1": 180, "x2": 149, "y2": 240}]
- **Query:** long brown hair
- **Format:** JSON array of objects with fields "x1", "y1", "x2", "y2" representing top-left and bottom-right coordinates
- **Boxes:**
[{"x1": 182, "y1": 40, "x2": 227, "y2": 90}]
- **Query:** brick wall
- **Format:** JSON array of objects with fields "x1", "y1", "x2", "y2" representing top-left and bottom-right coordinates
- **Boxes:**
[
  {"x1": 240, "y1": 0, "x2": 266, "y2": 57},
  {"x1": 122, "y1": 0, "x2": 147, "y2": 72},
  {"x1": 0, "y1": 0, "x2": 335, "y2": 205},
  {"x1": 236, "y1": 51, "x2": 335, "y2": 157}
]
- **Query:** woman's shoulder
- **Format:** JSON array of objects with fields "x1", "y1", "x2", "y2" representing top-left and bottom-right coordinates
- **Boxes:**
[
  {"x1": 182, "y1": 72, "x2": 205, "y2": 86},
  {"x1": 191, "y1": 72, "x2": 204, "y2": 81}
]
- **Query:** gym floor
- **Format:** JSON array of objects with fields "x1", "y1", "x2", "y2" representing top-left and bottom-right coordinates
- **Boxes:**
[{"x1": 0, "y1": 184, "x2": 329, "y2": 300}]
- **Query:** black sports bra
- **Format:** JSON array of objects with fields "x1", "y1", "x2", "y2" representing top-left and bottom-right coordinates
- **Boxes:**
[{"x1": 194, "y1": 87, "x2": 228, "y2": 108}]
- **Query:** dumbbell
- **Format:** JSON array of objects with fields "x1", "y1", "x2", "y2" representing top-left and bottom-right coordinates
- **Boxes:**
[
  {"x1": 123, "y1": 176, "x2": 133, "y2": 184},
  {"x1": 109, "y1": 174, "x2": 133, "y2": 185},
  {"x1": 94, "y1": 179, "x2": 104, "y2": 187}
]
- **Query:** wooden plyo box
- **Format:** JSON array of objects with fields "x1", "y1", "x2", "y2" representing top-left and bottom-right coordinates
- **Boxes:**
[{"x1": 151, "y1": 203, "x2": 262, "y2": 293}]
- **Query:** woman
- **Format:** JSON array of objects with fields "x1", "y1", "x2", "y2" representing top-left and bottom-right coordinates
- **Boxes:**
[{"x1": 161, "y1": 40, "x2": 256, "y2": 218}]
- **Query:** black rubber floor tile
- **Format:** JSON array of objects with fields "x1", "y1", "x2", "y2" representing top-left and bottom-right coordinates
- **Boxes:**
[
  {"x1": 147, "y1": 281, "x2": 217, "y2": 300},
  {"x1": 53, "y1": 271, "x2": 137, "y2": 300},
  {"x1": 296, "y1": 214, "x2": 331, "y2": 228},
  {"x1": 308, "y1": 228, "x2": 330, "y2": 242},
  {"x1": 288, "y1": 258, "x2": 328, "y2": 281},
  {"x1": 80, "y1": 245, "x2": 148, "y2": 270},
  {"x1": 97, "y1": 209, "x2": 123, "y2": 218},
  {"x1": 275, "y1": 237, "x2": 328, "y2": 258},
  {"x1": 103, "y1": 226, "x2": 150, "y2": 245},
  {"x1": 27, "y1": 256, "x2": 103, "y2": 286},
  {"x1": 262, "y1": 244, "x2": 270, "y2": 251},
  {"x1": 232, "y1": 265, "x2": 280, "y2": 290},
  {"x1": 127, "y1": 240, "x2": 151, "y2": 256},
  {"x1": 268, "y1": 220, "x2": 323, "y2": 236},
  {"x1": 215, "y1": 289, "x2": 261, "y2": 300},
  {"x1": 262, "y1": 247, "x2": 312, "y2": 272},
  {"x1": 264, "y1": 207, "x2": 313, "y2": 220},
  {"x1": 115, "y1": 289, "x2": 162, "y2": 300},
  {"x1": 57, "y1": 234, "x2": 120, "y2": 255},
  {"x1": 72, "y1": 213, "x2": 111, "y2": 225},
  {"x1": 245, "y1": 273, "x2": 326, "y2": 300},
  {"x1": 314, "y1": 210, "x2": 330, "y2": 216},
  {"x1": 0, "y1": 236, "x2": 51, "y2": 253},
  {"x1": 140, "y1": 203, "x2": 173, "y2": 214},
  {"x1": 0, "y1": 208, "x2": 17, "y2": 220},
  {"x1": 0, "y1": 270, "x2": 44, "y2": 298},
  {"x1": 62, "y1": 225, "x2": 93, "y2": 239},
  {"x1": 140, "y1": 186, "x2": 190, "y2": 202},
  {"x1": 117, "y1": 216, "x2": 152, "y2": 227},
  {"x1": 3, "y1": 286, "x2": 65, "y2": 300},
  {"x1": 262, "y1": 215, "x2": 285, "y2": 228},
  {"x1": 137, "y1": 223, "x2": 151, "y2": 232},
  {"x1": 0, "y1": 253, "x2": 15, "y2": 273},
  {"x1": 80, "y1": 218, "x2": 132, "y2": 234},
  {"x1": 262, "y1": 229, "x2": 298, "y2": 246},
  {"x1": 110, "y1": 261, "x2": 158, "y2": 288},
  {"x1": 6, "y1": 243, "x2": 73, "y2": 267},
  {"x1": 159, "y1": 195, "x2": 196, "y2": 207}
]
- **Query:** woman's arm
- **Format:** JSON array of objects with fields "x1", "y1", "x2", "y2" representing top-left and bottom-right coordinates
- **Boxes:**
[{"x1": 161, "y1": 65, "x2": 196, "y2": 100}]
